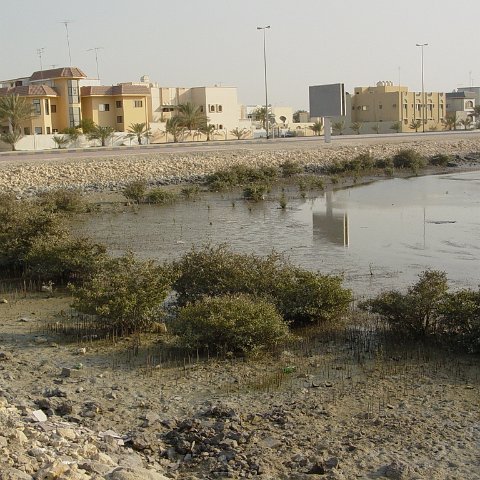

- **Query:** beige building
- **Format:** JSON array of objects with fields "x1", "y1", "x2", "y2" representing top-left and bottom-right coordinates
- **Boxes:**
[
  {"x1": 80, "y1": 85, "x2": 150, "y2": 131},
  {"x1": 349, "y1": 81, "x2": 446, "y2": 133},
  {"x1": 0, "y1": 67, "x2": 87, "y2": 133}
]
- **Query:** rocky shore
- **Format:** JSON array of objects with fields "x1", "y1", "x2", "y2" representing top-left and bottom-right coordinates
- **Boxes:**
[
  {"x1": 1, "y1": 137, "x2": 480, "y2": 196},
  {"x1": 0, "y1": 296, "x2": 479, "y2": 480}
]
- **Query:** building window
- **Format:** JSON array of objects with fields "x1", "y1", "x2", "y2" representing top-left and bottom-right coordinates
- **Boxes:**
[
  {"x1": 52, "y1": 129, "x2": 58, "y2": 133},
  {"x1": 32, "y1": 99, "x2": 41, "y2": 115},
  {"x1": 45, "y1": 99, "x2": 50, "y2": 115},
  {"x1": 210, "y1": 105, "x2": 215, "y2": 112},
  {"x1": 99, "y1": 104, "x2": 110, "y2": 112},
  {"x1": 117, "y1": 116, "x2": 123, "y2": 124},
  {"x1": 200, "y1": 105, "x2": 204, "y2": 113},
  {"x1": 34, "y1": 127, "x2": 42, "y2": 135},
  {"x1": 46, "y1": 127, "x2": 51, "y2": 134},
  {"x1": 51, "y1": 105, "x2": 57, "y2": 113},
  {"x1": 67, "y1": 80, "x2": 80, "y2": 104},
  {"x1": 378, "y1": 105, "x2": 383, "y2": 110},
  {"x1": 24, "y1": 127, "x2": 30, "y2": 135},
  {"x1": 362, "y1": 105, "x2": 368, "y2": 111},
  {"x1": 219, "y1": 124, "x2": 223, "y2": 130},
  {"x1": 218, "y1": 105, "x2": 223, "y2": 112},
  {"x1": 392, "y1": 104, "x2": 397, "y2": 108},
  {"x1": 69, "y1": 107, "x2": 81, "y2": 128},
  {"x1": 134, "y1": 100, "x2": 143, "y2": 108},
  {"x1": 116, "y1": 101, "x2": 123, "y2": 108}
]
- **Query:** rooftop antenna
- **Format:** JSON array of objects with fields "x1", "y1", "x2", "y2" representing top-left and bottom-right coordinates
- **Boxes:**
[
  {"x1": 36, "y1": 48, "x2": 45, "y2": 79},
  {"x1": 87, "y1": 47, "x2": 103, "y2": 81},
  {"x1": 61, "y1": 20, "x2": 73, "y2": 65}
]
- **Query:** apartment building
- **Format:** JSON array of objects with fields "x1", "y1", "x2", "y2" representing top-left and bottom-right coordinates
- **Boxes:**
[
  {"x1": 446, "y1": 90, "x2": 476, "y2": 126},
  {"x1": 351, "y1": 81, "x2": 445, "y2": 132},
  {"x1": 0, "y1": 67, "x2": 87, "y2": 133},
  {"x1": 80, "y1": 85, "x2": 150, "y2": 131}
]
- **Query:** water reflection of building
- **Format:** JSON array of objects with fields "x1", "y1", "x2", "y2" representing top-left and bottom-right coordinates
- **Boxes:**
[{"x1": 313, "y1": 191, "x2": 349, "y2": 246}]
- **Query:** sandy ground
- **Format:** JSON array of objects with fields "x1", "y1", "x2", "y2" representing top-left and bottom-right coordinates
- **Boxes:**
[{"x1": 0, "y1": 292, "x2": 478, "y2": 480}]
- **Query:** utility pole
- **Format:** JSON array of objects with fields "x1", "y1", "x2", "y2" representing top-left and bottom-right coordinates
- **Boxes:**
[
  {"x1": 87, "y1": 47, "x2": 103, "y2": 81},
  {"x1": 257, "y1": 26, "x2": 271, "y2": 139},
  {"x1": 61, "y1": 20, "x2": 73, "y2": 65},
  {"x1": 416, "y1": 43, "x2": 428, "y2": 133},
  {"x1": 36, "y1": 48, "x2": 45, "y2": 79}
]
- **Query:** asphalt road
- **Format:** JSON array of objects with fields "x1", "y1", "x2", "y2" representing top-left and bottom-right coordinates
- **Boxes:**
[{"x1": 1, "y1": 130, "x2": 480, "y2": 164}]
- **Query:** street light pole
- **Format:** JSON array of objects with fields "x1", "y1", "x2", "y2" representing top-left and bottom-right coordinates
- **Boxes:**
[
  {"x1": 416, "y1": 43, "x2": 428, "y2": 133},
  {"x1": 257, "y1": 26, "x2": 270, "y2": 139}
]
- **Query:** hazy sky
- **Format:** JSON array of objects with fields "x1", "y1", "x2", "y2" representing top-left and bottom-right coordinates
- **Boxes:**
[{"x1": 2, "y1": 0, "x2": 480, "y2": 109}]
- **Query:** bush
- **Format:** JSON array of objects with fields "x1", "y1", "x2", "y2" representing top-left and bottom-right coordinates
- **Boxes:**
[
  {"x1": 71, "y1": 253, "x2": 175, "y2": 335},
  {"x1": 145, "y1": 188, "x2": 177, "y2": 204},
  {"x1": 374, "y1": 158, "x2": 393, "y2": 169},
  {"x1": 205, "y1": 165, "x2": 278, "y2": 191},
  {"x1": 392, "y1": 149, "x2": 426, "y2": 172},
  {"x1": 173, "y1": 245, "x2": 352, "y2": 326},
  {"x1": 123, "y1": 180, "x2": 147, "y2": 203},
  {"x1": 0, "y1": 196, "x2": 66, "y2": 274},
  {"x1": 25, "y1": 235, "x2": 107, "y2": 283},
  {"x1": 429, "y1": 154, "x2": 451, "y2": 166},
  {"x1": 181, "y1": 185, "x2": 200, "y2": 199},
  {"x1": 37, "y1": 189, "x2": 87, "y2": 214},
  {"x1": 280, "y1": 160, "x2": 303, "y2": 177},
  {"x1": 173, "y1": 294, "x2": 290, "y2": 355},
  {"x1": 440, "y1": 289, "x2": 480, "y2": 352},
  {"x1": 243, "y1": 183, "x2": 268, "y2": 201},
  {"x1": 344, "y1": 153, "x2": 375, "y2": 172},
  {"x1": 360, "y1": 270, "x2": 448, "y2": 337}
]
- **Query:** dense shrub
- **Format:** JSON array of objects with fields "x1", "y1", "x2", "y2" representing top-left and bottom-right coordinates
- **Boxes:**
[
  {"x1": 25, "y1": 235, "x2": 107, "y2": 283},
  {"x1": 243, "y1": 183, "x2": 268, "y2": 201},
  {"x1": 173, "y1": 245, "x2": 352, "y2": 326},
  {"x1": 145, "y1": 188, "x2": 177, "y2": 204},
  {"x1": 0, "y1": 196, "x2": 66, "y2": 273},
  {"x1": 181, "y1": 185, "x2": 200, "y2": 199},
  {"x1": 280, "y1": 160, "x2": 303, "y2": 177},
  {"x1": 344, "y1": 153, "x2": 375, "y2": 172},
  {"x1": 392, "y1": 149, "x2": 426, "y2": 171},
  {"x1": 374, "y1": 158, "x2": 394, "y2": 169},
  {"x1": 37, "y1": 189, "x2": 87, "y2": 214},
  {"x1": 360, "y1": 270, "x2": 448, "y2": 337},
  {"x1": 71, "y1": 253, "x2": 175, "y2": 334},
  {"x1": 173, "y1": 294, "x2": 290, "y2": 354},
  {"x1": 429, "y1": 154, "x2": 451, "y2": 166},
  {"x1": 205, "y1": 165, "x2": 277, "y2": 191},
  {"x1": 123, "y1": 180, "x2": 147, "y2": 203},
  {"x1": 440, "y1": 289, "x2": 480, "y2": 352}
]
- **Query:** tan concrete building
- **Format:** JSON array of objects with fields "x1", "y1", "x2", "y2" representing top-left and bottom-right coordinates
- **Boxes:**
[
  {"x1": 80, "y1": 85, "x2": 150, "y2": 131},
  {"x1": 350, "y1": 81, "x2": 446, "y2": 132}
]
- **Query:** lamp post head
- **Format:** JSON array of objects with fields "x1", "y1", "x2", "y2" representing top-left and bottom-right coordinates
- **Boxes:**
[
  {"x1": 416, "y1": 43, "x2": 428, "y2": 47},
  {"x1": 257, "y1": 26, "x2": 271, "y2": 30}
]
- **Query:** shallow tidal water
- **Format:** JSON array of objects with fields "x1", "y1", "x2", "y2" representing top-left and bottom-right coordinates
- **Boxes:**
[{"x1": 78, "y1": 170, "x2": 480, "y2": 297}]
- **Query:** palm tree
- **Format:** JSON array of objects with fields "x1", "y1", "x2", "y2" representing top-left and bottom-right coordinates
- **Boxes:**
[
  {"x1": 0, "y1": 94, "x2": 33, "y2": 150},
  {"x1": 165, "y1": 116, "x2": 185, "y2": 143},
  {"x1": 459, "y1": 117, "x2": 472, "y2": 130},
  {"x1": 442, "y1": 113, "x2": 458, "y2": 131},
  {"x1": 176, "y1": 102, "x2": 207, "y2": 138},
  {"x1": 87, "y1": 125, "x2": 115, "y2": 146},
  {"x1": 77, "y1": 118, "x2": 96, "y2": 135},
  {"x1": 332, "y1": 120, "x2": 345, "y2": 135},
  {"x1": 230, "y1": 127, "x2": 248, "y2": 139},
  {"x1": 350, "y1": 122, "x2": 362, "y2": 135},
  {"x1": 252, "y1": 107, "x2": 275, "y2": 130},
  {"x1": 128, "y1": 122, "x2": 151, "y2": 145},
  {"x1": 199, "y1": 123, "x2": 217, "y2": 141},
  {"x1": 390, "y1": 121, "x2": 402, "y2": 133},
  {"x1": 61, "y1": 127, "x2": 81, "y2": 146},
  {"x1": 52, "y1": 135, "x2": 69, "y2": 149},
  {"x1": 409, "y1": 119, "x2": 422, "y2": 132},
  {"x1": 309, "y1": 121, "x2": 323, "y2": 136}
]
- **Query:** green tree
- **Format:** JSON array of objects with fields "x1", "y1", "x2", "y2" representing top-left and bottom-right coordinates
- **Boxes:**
[
  {"x1": 442, "y1": 113, "x2": 458, "y2": 131},
  {"x1": 199, "y1": 123, "x2": 217, "y2": 141},
  {"x1": 87, "y1": 125, "x2": 115, "y2": 147},
  {"x1": 350, "y1": 121, "x2": 362, "y2": 135},
  {"x1": 165, "y1": 116, "x2": 185, "y2": 143},
  {"x1": 61, "y1": 127, "x2": 81, "y2": 146},
  {"x1": 52, "y1": 135, "x2": 69, "y2": 149},
  {"x1": 230, "y1": 127, "x2": 248, "y2": 139},
  {"x1": 309, "y1": 120, "x2": 323, "y2": 136},
  {"x1": 77, "y1": 118, "x2": 96, "y2": 135},
  {"x1": 409, "y1": 119, "x2": 422, "y2": 132},
  {"x1": 176, "y1": 102, "x2": 208, "y2": 137},
  {"x1": 459, "y1": 117, "x2": 472, "y2": 130},
  {"x1": 293, "y1": 109, "x2": 307, "y2": 123},
  {"x1": 0, "y1": 94, "x2": 33, "y2": 150},
  {"x1": 127, "y1": 122, "x2": 151, "y2": 145},
  {"x1": 390, "y1": 121, "x2": 401, "y2": 133},
  {"x1": 252, "y1": 106, "x2": 275, "y2": 129},
  {"x1": 332, "y1": 120, "x2": 345, "y2": 135},
  {"x1": 71, "y1": 253, "x2": 175, "y2": 335}
]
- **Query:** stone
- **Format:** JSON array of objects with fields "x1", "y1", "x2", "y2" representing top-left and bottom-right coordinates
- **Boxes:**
[
  {"x1": 31, "y1": 410, "x2": 48, "y2": 423},
  {"x1": 107, "y1": 467, "x2": 170, "y2": 480},
  {"x1": 262, "y1": 436, "x2": 282, "y2": 449},
  {"x1": 384, "y1": 461, "x2": 412, "y2": 479},
  {"x1": 0, "y1": 351, "x2": 13, "y2": 361}
]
